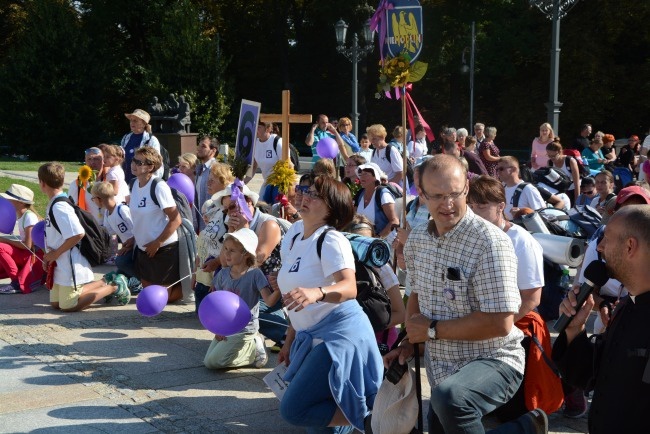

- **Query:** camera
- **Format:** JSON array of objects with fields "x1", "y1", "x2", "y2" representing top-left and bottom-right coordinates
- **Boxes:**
[{"x1": 385, "y1": 358, "x2": 409, "y2": 384}]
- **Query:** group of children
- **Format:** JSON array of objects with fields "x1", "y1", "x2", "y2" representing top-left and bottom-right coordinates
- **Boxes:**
[{"x1": 1, "y1": 161, "x2": 284, "y2": 371}]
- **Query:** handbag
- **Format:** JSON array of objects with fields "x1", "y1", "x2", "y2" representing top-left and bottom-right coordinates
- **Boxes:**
[{"x1": 368, "y1": 330, "x2": 424, "y2": 434}]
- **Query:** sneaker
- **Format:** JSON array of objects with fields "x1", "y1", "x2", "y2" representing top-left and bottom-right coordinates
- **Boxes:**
[
  {"x1": 521, "y1": 408, "x2": 548, "y2": 434},
  {"x1": 563, "y1": 388, "x2": 588, "y2": 418},
  {"x1": 253, "y1": 334, "x2": 268, "y2": 368},
  {"x1": 0, "y1": 283, "x2": 19, "y2": 294},
  {"x1": 112, "y1": 274, "x2": 131, "y2": 306},
  {"x1": 127, "y1": 277, "x2": 143, "y2": 295},
  {"x1": 103, "y1": 271, "x2": 118, "y2": 285},
  {"x1": 269, "y1": 344, "x2": 282, "y2": 354}
]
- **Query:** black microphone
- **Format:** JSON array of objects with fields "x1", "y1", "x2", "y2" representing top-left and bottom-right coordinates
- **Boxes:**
[{"x1": 554, "y1": 260, "x2": 609, "y2": 334}]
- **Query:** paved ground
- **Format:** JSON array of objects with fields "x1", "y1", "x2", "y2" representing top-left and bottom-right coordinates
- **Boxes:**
[{"x1": 0, "y1": 168, "x2": 589, "y2": 433}]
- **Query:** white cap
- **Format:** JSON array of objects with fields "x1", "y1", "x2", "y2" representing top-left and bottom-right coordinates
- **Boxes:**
[
  {"x1": 224, "y1": 228, "x2": 258, "y2": 257},
  {"x1": 357, "y1": 163, "x2": 383, "y2": 182}
]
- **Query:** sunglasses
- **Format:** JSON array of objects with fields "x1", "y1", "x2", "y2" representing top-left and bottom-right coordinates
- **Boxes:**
[
  {"x1": 295, "y1": 185, "x2": 310, "y2": 194},
  {"x1": 131, "y1": 158, "x2": 151, "y2": 166},
  {"x1": 85, "y1": 148, "x2": 101, "y2": 155}
]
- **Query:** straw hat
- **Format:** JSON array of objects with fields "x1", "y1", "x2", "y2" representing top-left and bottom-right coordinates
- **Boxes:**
[
  {"x1": 124, "y1": 109, "x2": 151, "y2": 124},
  {"x1": 0, "y1": 184, "x2": 34, "y2": 205}
]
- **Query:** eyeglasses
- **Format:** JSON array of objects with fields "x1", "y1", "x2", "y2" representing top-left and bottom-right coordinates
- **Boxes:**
[
  {"x1": 496, "y1": 166, "x2": 514, "y2": 172},
  {"x1": 345, "y1": 163, "x2": 358, "y2": 168},
  {"x1": 421, "y1": 186, "x2": 467, "y2": 203},
  {"x1": 303, "y1": 189, "x2": 322, "y2": 200},
  {"x1": 295, "y1": 185, "x2": 310, "y2": 194},
  {"x1": 131, "y1": 158, "x2": 151, "y2": 166}
]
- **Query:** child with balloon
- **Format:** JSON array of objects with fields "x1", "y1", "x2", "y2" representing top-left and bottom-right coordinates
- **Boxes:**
[
  {"x1": 202, "y1": 228, "x2": 279, "y2": 370},
  {"x1": 0, "y1": 184, "x2": 41, "y2": 293}
]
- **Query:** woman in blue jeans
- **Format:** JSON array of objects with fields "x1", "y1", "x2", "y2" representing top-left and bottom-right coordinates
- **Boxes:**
[{"x1": 276, "y1": 176, "x2": 383, "y2": 433}]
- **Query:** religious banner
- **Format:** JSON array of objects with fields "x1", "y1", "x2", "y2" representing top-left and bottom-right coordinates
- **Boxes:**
[
  {"x1": 234, "y1": 99, "x2": 261, "y2": 166},
  {"x1": 385, "y1": 0, "x2": 423, "y2": 62}
]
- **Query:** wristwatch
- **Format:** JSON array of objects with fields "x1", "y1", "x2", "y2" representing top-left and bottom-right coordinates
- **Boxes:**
[
  {"x1": 291, "y1": 212, "x2": 300, "y2": 220},
  {"x1": 428, "y1": 320, "x2": 439, "y2": 340}
]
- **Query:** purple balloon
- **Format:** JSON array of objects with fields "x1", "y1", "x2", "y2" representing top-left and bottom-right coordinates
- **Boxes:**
[
  {"x1": 32, "y1": 220, "x2": 46, "y2": 250},
  {"x1": 0, "y1": 197, "x2": 17, "y2": 234},
  {"x1": 316, "y1": 137, "x2": 338, "y2": 159},
  {"x1": 167, "y1": 173, "x2": 195, "y2": 204},
  {"x1": 136, "y1": 285, "x2": 169, "y2": 317},
  {"x1": 198, "y1": 291, "x2": 251, "y2": 336}
]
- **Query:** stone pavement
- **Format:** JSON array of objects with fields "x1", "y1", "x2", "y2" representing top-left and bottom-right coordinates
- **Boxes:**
[{"x1": 0, "y1": 168, "x2": 588, "y2": 433}]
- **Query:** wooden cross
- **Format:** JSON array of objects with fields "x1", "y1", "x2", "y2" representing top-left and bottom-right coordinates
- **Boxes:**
[{"x1": 260, "y1": 90, "x2": 312, "y2": 161}]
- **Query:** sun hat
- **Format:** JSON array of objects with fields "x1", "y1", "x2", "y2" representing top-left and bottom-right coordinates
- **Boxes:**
[
  {"x1": 224, "y1": 228, "x2": 258, "y2": 257},
  {"x1": 211, "y1": 182, "x2": 259, "y2": 207},
  {"x1": 614, "y1": 185, "x2": 650, "y2": 210},
  {"x1": 370, "y1": 368, "x2": 418, "y2": 434},
  {"x1": 0, "y1": 184, "x2": 34, "y2": 205},
  {"x1": 124, "y1": 109, "x2": 151, "y2": 124},
  {"x1": 357, "y1": 163, "x2": 383, "y2": 182}
]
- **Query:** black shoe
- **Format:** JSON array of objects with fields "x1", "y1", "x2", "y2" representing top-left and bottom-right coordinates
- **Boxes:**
[{"x1": 522, "y1": 408, "x2": 548, "y2": 434}]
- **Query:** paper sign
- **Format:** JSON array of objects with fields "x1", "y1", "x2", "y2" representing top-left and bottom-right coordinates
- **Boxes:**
[{"x1": 263, "y1": 363, "x2": 290, "y2": 401}]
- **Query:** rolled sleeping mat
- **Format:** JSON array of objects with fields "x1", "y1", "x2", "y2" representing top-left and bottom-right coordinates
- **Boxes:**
[
  {"x1": 532, "y1": 233, "x2": 586, "y2": 267},
  {"x1": 521, "y1": 211, "x2": 550, "y2": 234}
]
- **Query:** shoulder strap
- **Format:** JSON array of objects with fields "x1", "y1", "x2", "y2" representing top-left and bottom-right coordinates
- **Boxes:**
[
  {"x1": 48, "y1": 196, "x2": 72, "y2": 234},
  {"x1": 272, "y1": 135, "x2": 280, "y2": 157},
  {"x1": 116, "y1": 203, "x2": 126, "y2": 221},
  {"x1": 289, "y1": 232, "x2": 301, "y2": 250},
  {"x1": 374, "y1": 185, "x2": 386, "y2": 210},
  {"x1": 385, "y1": 144, "x2": 393, "y2": 164},
  {"x1": 512, "y1": 182, "x2": 530, "y2": 208},
  {"x1": 316, "y1": 227, "x2": 336, "y2": 259},
  {"x1": 353, "y1": 188, "x2": 364, "y2": 206},
  {"x1": 149, "y1": 177, "x2": 162, "y2": 208}
]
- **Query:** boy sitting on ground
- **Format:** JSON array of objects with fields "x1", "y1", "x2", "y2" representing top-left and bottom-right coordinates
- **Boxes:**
[{"x1": 38, "y1": 162, "x2": 130, "y2": 311}]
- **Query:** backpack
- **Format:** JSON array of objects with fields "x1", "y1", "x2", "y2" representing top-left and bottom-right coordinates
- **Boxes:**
[
  {"x1": 353, "y1": 185, "x2": 403, "y2": 234},
  {"x1": 562, "y1": 150, "x2": 590, "y2": 178},
  {"x1": 272, "y1": 135, "x2": 300, "y2": 172},
  {"x1": 372, "y1": 144, "x2": 414, "y2": 186},
  {"x1": 533, "y1": 167, "x2": 573, "y2": 192},
  {"x1": 519, "y1": 162, "x2": 534, "y2": 184},
  {"x1": 315, "y1": 228, "x2": 392, "y2": 332},
  {"x1": 48, "y1": 196, "x2": 111, "y2": 267},
  {"x1": 565, "y1": 155, "x2": 590, "y2": 179},
  {"x1": 537, "y1": 208, "x2": 586, "y2": 238},
  {"x1": 569, "y1": 204, "x2": 605, "y2": 238},
  {"x1": 494, "y1": 310, "x2": 564, "y2": 421}
]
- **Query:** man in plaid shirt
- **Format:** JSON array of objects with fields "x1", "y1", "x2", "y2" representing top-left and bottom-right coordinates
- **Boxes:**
[{"x1": 385, "y1": 155, "x2": 528, "y2": 433}]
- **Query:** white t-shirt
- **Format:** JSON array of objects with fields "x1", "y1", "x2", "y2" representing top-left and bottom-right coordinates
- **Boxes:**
[
  {"x1": 504, "y1": 182, "x2": 546, "y2": 220},
  {"x1": 506, "y1": 224, "x2": 544, "y2": 290},
  {"x1": 103, "y1": 204, "x2": 134, "y2": 243},
  {"x1": 277, "y1": 221, "x2": 355, "y2": 332},
  {"x1": 407, "y1": 139, "x2": 427, "y2": 160},
  {"x1": 371, "y1": 145, "x2": 403, "y2": 181},
  {"x1": 254, "y1": 134, "x2": 282, "y2": 180},
  {"x1": 129, "y1": 178, "x2": 178, "y2": 250},
  {"x1": 356, "y1": 188, "x2": 395, "y2": 226},
  {"x1": 18, "y1": 210, "x2": 39, "y2": 241},
  {"x1": 45, "y1": 195, "x2": 94, "y2": 286},
  {"x1": 105, "y1": 166, "x2": 130, "y2": 204}
]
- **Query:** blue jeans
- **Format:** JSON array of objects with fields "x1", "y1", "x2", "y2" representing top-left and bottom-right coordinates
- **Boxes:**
[
  {"x1": 428, "y1": 358, "x2": 523, "y2": 434},
  {"x1": 258, "y1": 298, "x2": 288, "y2": 344},
  {"x1": 280, "y1": 343, "x2": 354, "y2": 434},
  {"x1": 194, "y1": 282, "x2": 211, "y2": 312},
  {"x1": 115, "y1": 248, "x2": 137, "y2": 278}
]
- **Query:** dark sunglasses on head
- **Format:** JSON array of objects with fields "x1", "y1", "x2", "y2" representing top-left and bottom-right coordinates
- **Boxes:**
[{"x1": 85, "y1": 148, "x2": 101, "y2": 155}]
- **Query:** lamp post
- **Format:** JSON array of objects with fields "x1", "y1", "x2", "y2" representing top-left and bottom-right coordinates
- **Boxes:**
[
  {"x1": 335, "y1": 19, "x2": 374, "y2": 136},
  {"x1": 530, "y1": 0, "x2": 581, "y2": 134},
  {"x1": 460, "y1": 21, "x2": 476, "y2": 131}
]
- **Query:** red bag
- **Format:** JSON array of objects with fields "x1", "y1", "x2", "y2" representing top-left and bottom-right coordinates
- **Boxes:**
[
  {"x1": 45, "y1": 261, "x2": 57, "y2": 290},
  {"x1": 517, "y1": 311, "x2": 565, "y2": 414}
]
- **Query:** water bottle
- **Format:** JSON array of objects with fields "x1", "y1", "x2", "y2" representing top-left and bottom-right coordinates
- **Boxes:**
[{"x1": 560, "y1": 267, "x2": 571, "y2": 291}]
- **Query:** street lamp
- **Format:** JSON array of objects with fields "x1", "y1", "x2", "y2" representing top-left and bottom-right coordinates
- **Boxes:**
[
  {"x1": 530, "y1": 0, "x2": 581, "y2": 134},
  {"x1": 460, "y1": 22, "x2": 476, "y2": 131},
  {"x1": 335, "y1": 18, "x2": 374, "y2": 136}
]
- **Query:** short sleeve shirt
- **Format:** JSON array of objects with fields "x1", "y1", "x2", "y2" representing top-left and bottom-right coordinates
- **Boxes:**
[
  {"x1": 212, "y1": 266, "x2": 270, "y2": 334},
  {"x1": 129, "y1": 178, "x2": 178, "y2": 249},
  {"x1": 404, "y1": 208, "x2": 524, "y2": 388}
]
